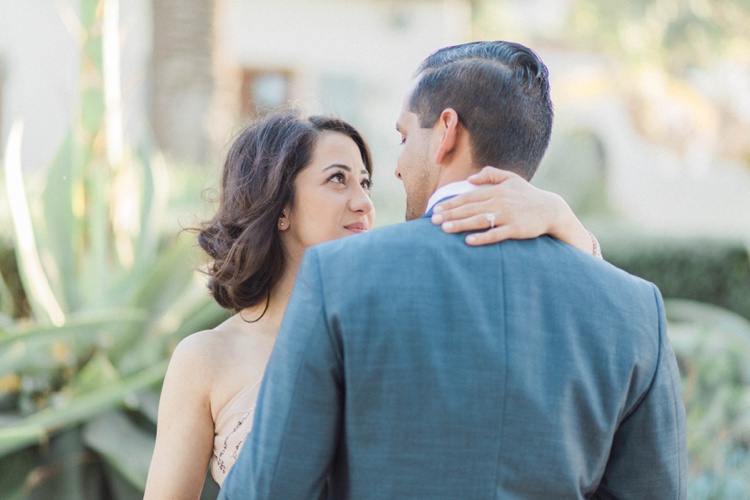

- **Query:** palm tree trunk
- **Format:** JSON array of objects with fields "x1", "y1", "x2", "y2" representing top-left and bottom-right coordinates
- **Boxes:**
[{"x1": 151, "y1": 0, "x2": 216, "y2": 165}]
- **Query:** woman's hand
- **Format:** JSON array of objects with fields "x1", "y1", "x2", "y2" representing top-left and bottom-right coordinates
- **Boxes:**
[{"x1": 431, "y1": 167, "x2": 600, "y2": 256}]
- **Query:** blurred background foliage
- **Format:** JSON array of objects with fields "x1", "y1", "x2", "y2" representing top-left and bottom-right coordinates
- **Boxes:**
[
  {"x1": 565, "y1": 0, "x2": 750, "y2": 75},
  {"x1": 0, "y1": 0, "x2": 749, "y2": 498},
  {"x1": 0, "y1": 1, "x2": 225, "y2": 498},
  {"x1": 565, "y1": 0, "x2": 750, "y2": 166},
  {"x1": 606, "y1": 237, "x2": 750, "y2": 321},
  {"x1": 667, "y1": 300, "x2": 750, "y2": 497},
  {"x1": 474, "y1": 0, "x2": 750, "y2": 169}
]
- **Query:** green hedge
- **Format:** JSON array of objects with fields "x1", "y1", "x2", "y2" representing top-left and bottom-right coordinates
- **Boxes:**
[{"x1": 603, "y1": 236, "x2": 750, "y2": 321}]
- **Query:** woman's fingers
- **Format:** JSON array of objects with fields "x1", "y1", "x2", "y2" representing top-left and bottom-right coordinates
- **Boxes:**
[
  {"x1": 432, "y1": 168, "x2": 521, "y2": 217},
  {"x1": 433, "y1": 188, "x2": 493, "y2": 215},
  {"x1": 465, "y1": 226, "x2": 515, "y2": 246},
  {"x1": 428, "y1": 167, "x2": 597, "y2": 255},
  {"x1": 432, "y1": 198, "x2": 497, "y2": 227},
  {"x1": 438, "y1": 211, "x2": 498, "y2": 234},
  {"x1": 467, "y1": 166, "x2": 520, "y2": 185},
  {"x1": 431, "y1": 179, "x2": 562, "y2": 245}
]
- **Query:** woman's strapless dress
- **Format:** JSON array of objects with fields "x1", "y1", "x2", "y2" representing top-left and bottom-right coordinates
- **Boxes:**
[{"x1": 211, "y1": 373, "x2": 263, "y2": 485}]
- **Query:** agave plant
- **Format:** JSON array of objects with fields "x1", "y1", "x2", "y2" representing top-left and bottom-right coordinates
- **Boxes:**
[{"x1": 0, "y1": 1, "x2": 224, "y2": 498}]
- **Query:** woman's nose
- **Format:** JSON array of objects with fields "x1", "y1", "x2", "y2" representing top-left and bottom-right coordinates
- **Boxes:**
[{"x1": 350, "y1": 185, "x2": 374, "y2": 214}]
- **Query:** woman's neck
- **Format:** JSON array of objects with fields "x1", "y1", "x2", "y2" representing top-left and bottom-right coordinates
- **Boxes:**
[
  {"x1": 237, "y1": 262, "x2": 299, "y2": 335},
  {"x1": 269, "y1": 263, "x2": 298, "y2": 318}
]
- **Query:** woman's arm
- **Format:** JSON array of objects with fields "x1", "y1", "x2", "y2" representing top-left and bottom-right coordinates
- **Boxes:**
[
  {"x1": 431, "y1": 167, "x2": 602, "y2": 257},
  {"x1": 144, "y1": 335, "x2": 216, "y2": 499}
]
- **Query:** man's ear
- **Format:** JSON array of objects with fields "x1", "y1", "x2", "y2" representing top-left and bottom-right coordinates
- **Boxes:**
[{"x1": 434, "y1": 108, "x2": 460, "y2": 164}]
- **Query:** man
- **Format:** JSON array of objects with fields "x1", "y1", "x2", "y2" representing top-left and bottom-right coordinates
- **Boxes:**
[{"x1": 220, "y1": 41, "x2": 687, "y2": 499}]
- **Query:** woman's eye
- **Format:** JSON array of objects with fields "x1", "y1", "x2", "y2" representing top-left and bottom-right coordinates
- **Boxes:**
[
  {"x1": 329, "y1": 172, "x2": 346, "y2": 184},
  {"x1": 361, "y1": 179, "x2": 372, "y2": 191},
  {"x1": 399, "y1": 136, "x2": 406, "y2": 145}
]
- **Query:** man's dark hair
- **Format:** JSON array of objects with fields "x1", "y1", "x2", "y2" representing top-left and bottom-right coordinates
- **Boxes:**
[{"x1": 410, "y1": 41, "x2": 553, "y2": 180}]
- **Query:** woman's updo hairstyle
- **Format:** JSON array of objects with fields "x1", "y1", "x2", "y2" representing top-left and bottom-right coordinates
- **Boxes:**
[{"x1": 198, "y1": 109, "x2": 372, "y2": 313}]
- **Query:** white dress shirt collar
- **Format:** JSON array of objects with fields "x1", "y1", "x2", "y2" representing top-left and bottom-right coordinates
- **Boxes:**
[{"x1": 425, "y1": 180, "x2": 480, "y2": 214}]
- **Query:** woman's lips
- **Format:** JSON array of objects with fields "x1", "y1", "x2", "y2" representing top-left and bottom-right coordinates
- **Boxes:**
[{"x1": 345, "y1": 222, "x2": 368, "y2": 233}]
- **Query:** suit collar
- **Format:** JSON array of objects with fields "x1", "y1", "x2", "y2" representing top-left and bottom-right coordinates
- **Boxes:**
[{"x1": 422, "y1": 195, "x2": 457, "y2": 218}]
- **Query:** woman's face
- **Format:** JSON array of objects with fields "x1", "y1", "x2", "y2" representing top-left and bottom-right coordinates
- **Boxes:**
[{"x1": 281, "y1": 131, "x2": 375, "y2": 259}]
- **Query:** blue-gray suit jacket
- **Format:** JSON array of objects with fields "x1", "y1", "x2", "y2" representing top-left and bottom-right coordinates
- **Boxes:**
[{"x1": 220, "y1": 214, "x2": 687, "y2": 499}]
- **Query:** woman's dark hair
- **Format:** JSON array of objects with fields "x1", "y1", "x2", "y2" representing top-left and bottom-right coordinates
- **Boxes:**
[{"x1": 197, "y1": 109, "x2": 372, "y2": 313}]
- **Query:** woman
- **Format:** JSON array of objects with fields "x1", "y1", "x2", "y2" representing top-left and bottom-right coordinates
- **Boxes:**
[{"x1": 143, "y1": 109, "x2": 599, "y2": 498}]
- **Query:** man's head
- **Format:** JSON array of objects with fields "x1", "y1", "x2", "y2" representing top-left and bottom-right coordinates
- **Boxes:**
[{"x1": 395, "y1": 41, "x2": 554, "y2": 220}]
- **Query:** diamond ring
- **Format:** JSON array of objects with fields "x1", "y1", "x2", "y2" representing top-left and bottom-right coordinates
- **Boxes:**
[{"x1": 485, "y1": 212, "x2": 496, "y2": 229}]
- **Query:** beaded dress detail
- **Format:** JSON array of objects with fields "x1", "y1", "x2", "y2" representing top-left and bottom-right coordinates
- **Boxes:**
[{"x1": 211, "y1": 374, "x2": 263, "y2": 485}]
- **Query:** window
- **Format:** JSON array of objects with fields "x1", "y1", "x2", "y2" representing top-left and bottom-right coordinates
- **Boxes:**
[{"x1": 240, "y1": 69, "x2": 291, "y2": 118}]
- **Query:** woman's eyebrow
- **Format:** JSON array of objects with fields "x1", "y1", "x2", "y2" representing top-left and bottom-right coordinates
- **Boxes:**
[
  {"x1": 323, "y1": 164, "x2": 369, "y2": 177},
  {"x1": 323, "y1": 164, "x2": 351, "y2": 172}
]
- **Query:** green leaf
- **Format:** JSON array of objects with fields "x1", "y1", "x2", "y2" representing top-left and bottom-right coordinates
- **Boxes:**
[
  {"x1": 21, "y1": 428, "x2": 91, "y2": 500},
  {"x1": 94, "y1": 234, "x2": 197, "y2": 320},
  {"x1": 82, "y1": 410, "x2": 155, "y2": 491},
  {"x1": 0, "y1": 446, "x2": 36, "y2": 500},
  {"x1": 0, "y1": 312, "x2": 14, "y2": 333},
  {"x1": 0, "y1": 272, "x2": 16, "y2": 319},
  {"x1": 70, "y1": 351, "x2": 120, "y2": 396},
  {"x1": 3, "y1": 121, "x2": 66, "y2": 326},
  {"x1": 80, "y1": 165, "x2": 114, "y2": 307},
  {"x1": 130, "y1": 237, "x2": 199, "y2": 313},
  {"x1": 135, "y1": 147, "x2": 161, "y2": 262},
  {"x1": 0, "y1": 424, "x2": 46, "y2": 458},
  {"x1": 26, "y1": 360, "x2": 167, "y2": 428},
  {"x1": 136, "y1": 391, "x2": 160, "y2": 427},
  {"x1": 0, "y1": 307, "x2": 148, "y2": 340},
  {"x1": 117, "y1": 289, "x2": 225, "y2": 374},
  {"x1": 40, "y1": 128, "x2": 79, "y2": 312},
  {"x1": 0, "y1": 360, "x2": 168, "y2": 458},
  {"x1": 0, "y1": 308, "x2": 149, "y2": 378}
]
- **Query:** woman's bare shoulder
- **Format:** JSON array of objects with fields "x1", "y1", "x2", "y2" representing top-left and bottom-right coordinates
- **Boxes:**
[
  {"x1": 170, "y1": 315, "x2": 245, "y2": 367},
  {"x1": 163, "y1": 319, "x2": 237, "y2": 392},
  {"x1": 168, "y1": 313, "x2": 276, "y2": 413}
]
